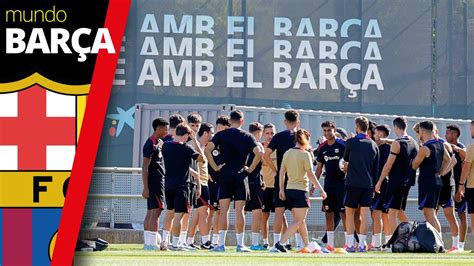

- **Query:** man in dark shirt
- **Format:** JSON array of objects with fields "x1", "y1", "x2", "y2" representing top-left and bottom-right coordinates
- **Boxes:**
[
  {"x1": 375, "y1": 117, "x2": 418, "y2": 245},
  {"x1": 263, "y1": 110, "x2": 300, "y2": 249},
  {"x1": 182, "y1": 113, "x2": 202, "y2": 249},
  {"x1": 342, "y1": 116, "x2": 379, "y2": 252},
  {"x1": 142, "y1": 118, "x2": 169, "y2": 250},
  {"x1": 412, "y1": 121, "x2": 452, "y2": 234},
  {"x1": 207, "y1": 115, "x2": 231, "y2": 247},
  {"x1": 205, "y1": 110, "x2": 263, "y2": 252},
  {"x1": 315, "y1": 120, "x2": 346, "y2": 251},
  {"x1": 162, "y1": 124, "x2": 205, "y2": 251},
  {"x1": 438, "y1": 124, "x2": 464, "y2": 252},
  {"x1": 245, "y1": 122, "x2": 266, "y2": 250},
  {"x1": 370, "y1": 124, "x2": 391, "y2": 250},
  {"x1": 446, "y1": 124, "x2": 467, "y2": 251},
  {"x1": 160, "y1": 114, "x2": 186, "y2": 250}
]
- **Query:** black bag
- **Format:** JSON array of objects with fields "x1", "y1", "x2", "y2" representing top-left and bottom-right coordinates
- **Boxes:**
[
  {"x1": 413, "y1": 222, "x2": 445, "y2": 253},
  {"x1": 76, "y1": 238, "x2": 109, "y2": 252},
  {"x1": 385, "y1": 221, "x2": 444, "y2": 253}
]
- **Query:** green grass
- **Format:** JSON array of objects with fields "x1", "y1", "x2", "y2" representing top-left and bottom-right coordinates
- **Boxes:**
[{"x1": 74, "y1": 244, "x2": 474, "y2": 266}]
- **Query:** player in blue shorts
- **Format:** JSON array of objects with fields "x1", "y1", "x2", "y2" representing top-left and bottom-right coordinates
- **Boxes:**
[
  {"x1": 162, "y1": 124, "x2": 205, "y2": 251},
  {"x1": 141, "y1": 118, "x2": 169, "y2": 250},
  {"x1": 342, "y1": 116, "x2": 379, "y2": 253},
  {"x1": 205, "y1": 110, "x2": 263, "y2": 252},
  {"x1": 160, "y1": 114, "x2": 185, "y2": 250},
  {"x1": 315, "y1": 121, "x2": 346, "y2": 251},
  {"x1": 370, "y1": 124, "x2": 391, "y2": 250},
  {"x1": 207, "y1": 115, "x2": 231, "y2": 247},
  {"x1": 375, "y1": 117, "x2": 418, "y2": 246},
  {"x1": 245, "y1": 122, "x2": 266, "y2": 250},
  {"x1": 412, "y1": 121, "x2": 453, "y2": 234},
  {"x1": 446, "y1": 124, "x2": 467, "y2": 251}
]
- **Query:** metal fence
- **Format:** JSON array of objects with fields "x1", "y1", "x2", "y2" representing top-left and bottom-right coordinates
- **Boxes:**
[
  {"x1": 132, "y1": 103, "x2": 472, "y2": 168},
  {"x1": 84, "y1": 167, "x2": 460, "y2": 231}
]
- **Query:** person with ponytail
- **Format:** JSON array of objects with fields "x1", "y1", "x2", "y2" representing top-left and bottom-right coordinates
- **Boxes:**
[{"x1": 272, "y1": 129, "x2": 327, "y2": 253}]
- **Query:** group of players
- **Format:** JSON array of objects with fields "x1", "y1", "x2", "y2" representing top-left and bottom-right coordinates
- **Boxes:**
[{"x1": 141, "y1": 108, "x2": 474, "y2": 253}]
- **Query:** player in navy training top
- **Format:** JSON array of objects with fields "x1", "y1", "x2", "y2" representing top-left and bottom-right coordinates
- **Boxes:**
[
  {"x1": 245, "y1": 122, "x2": 267, "y2": 250},
  {"x1": 205, "y1": 110, "x2": 263, "y2": 252},
  {"x1": 375, "y1": 117, "x2": 418, "y2": 243},
  {"x1": 436, "y1": 124, "x2": 463, "y2": 252},
  {"x1": 446, "y1": 124, "x2": 468, "y2": 251},
  {"x1": 207, "y1": 115, "x2": 231, "y2": 247},
  {"x1": 342, "y1": 116, "x2": 379, "y2": 252},
  {"x1": 162, "y1": 124, "x2": 205, "y2": 250},
  {"x1": 412, "y1": 121, "x2": 453, "y2": 234},
  {"x1": 141, "y1": 117, "x2": 169, "y2": 250},
  {"x1": 263, "y1": 109, "x2": 299, "y2": 249},
  {"x1": 315, "y1": 120, "x2": 346, "y2": 250},
  {"x1": 370, "y1": 124, "x2": 391, "y2": 250}
]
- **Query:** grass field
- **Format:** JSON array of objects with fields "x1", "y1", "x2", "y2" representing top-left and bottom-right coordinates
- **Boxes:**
[{"x1": 74, "y1": 244, "x2": 474, "y2": 266}]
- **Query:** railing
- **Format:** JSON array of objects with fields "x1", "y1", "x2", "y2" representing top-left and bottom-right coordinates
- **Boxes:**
[{"x1": 85, "y1": 167, "x2": 439, "y2": 230}]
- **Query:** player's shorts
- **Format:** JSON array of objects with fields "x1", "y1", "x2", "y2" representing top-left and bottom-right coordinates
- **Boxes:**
[
  {"x1": 465, "y1": 188, "x2": 474, "y2": 214},
  {"x1": 384, "y1": 183, "x2": 408, "y2": 211},
  {"x1": 245, "y1": 182, "x2": 264, "y2": 212},
  {"x1": 147, "y1": 179, "x2": 165, "y2": 210},
  {"x1": 438, "y1": 184, "x2": 454, "y2": 209},
  {"x1": 188, "y1": 182, "x2": 197, "y2": 207},
  {"x1": 285, "y1": 189, "x2": 311, "y2": 210},
  {"x1": 344, "y1": 185, "x2": 373, "y2": 208},
  {"x1": 274, "y1": 176, "x2": 289, "y2": 209},
  {"x1": 418, "y1": 183, "x2": 442, "y2": 210},
  {"x1": 218, "y1": 172, "x2": 249, "y2": 201},
  {"x1": 371, "y1": 180, "x2": 388, "y2": 213},
  {"x1": 262, "y1": 187, "x2": 275, "y2": 213},
  {"x1": 401, "y1": 186, "x2": 411, "y2": 211},
  {"x1": 208, "y1": 180, "x2": 220, "y2": 211},
  {"x1": 454, "y1": 183, "x2": 467, "y2": 213},
  {"x1": 194, "y1": 185, "x2": 210, "y2": 209},
  {"x1": 165, "y1": 185, "x2": 190, "y2": 213},
  {"x1": 322, "y1": 186, "x2": 345, "y2": 213}
]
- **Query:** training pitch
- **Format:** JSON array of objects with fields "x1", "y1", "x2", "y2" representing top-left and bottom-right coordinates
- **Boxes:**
[{"x1": 74, "y1": 244, "x2": 474, "y2": 265}]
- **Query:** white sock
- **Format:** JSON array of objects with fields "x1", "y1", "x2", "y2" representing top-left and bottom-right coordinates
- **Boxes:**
[
  {"x1": 373, "y1": 233, "x2": 381, "y2": 247},
  {"x1": 327, "y1": 231, "x2": 335, "y2": 247},
  {"x1": 144, "y1": 230, "x2": 150, "y2": 245},
  {"x1": 295, "y1": 233, "x2": 303, "y2": 248},
  {"x1": 218, "y1": 230, "x2": 227, "y2": 246},
  {"x1": 162, "y1": 230, "x2": 170, "y2": 244},
  {"x1": 202, "y1": 234, "x2": 210, "y2": 244},
  {"x1": 179, "y1": 231, "x2": 187, "y2": 245},
  {"x1": 359, "y1": 234, "x2": 367, "y2": 247},
  {"x1": 212, "y1": 234, "x2": 219, "y2": 245},
  {"x1": 172, "y1": 236, "x2": 179, "y2": 247},
  {"x1": 452, "y1": 235, "x2": 459, "y2": 248},
  {"x1": 283, "y1": 238, "x2": 290, "y2": 245},
  {"x1": 187, "y1": 236, "x2": 194, "y2": 245},
  {"x1": 263, "y1": 238, "x2": 269, "y2": 245},
  {"x1": 252, "y1": 232, "x2": 259, "y2": 246},
  {"x1": 274, "y1": 233, "x2": 281, "y2": 243},
  {"x1": 459, "y1": 242, "x2": 465, "y2": 250},
  {"x1": 385, "y1": 235, "x2": 392, "y2": 244},
  {"x1": 150, "y1": 231, "x2": 158, "y2": 246},
  {"x1": 346, "y1": 234, "x2": 355, "y2": 247},
  {"x1": 236, "y1": 233, "x2": 244, "y2": 246}
]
